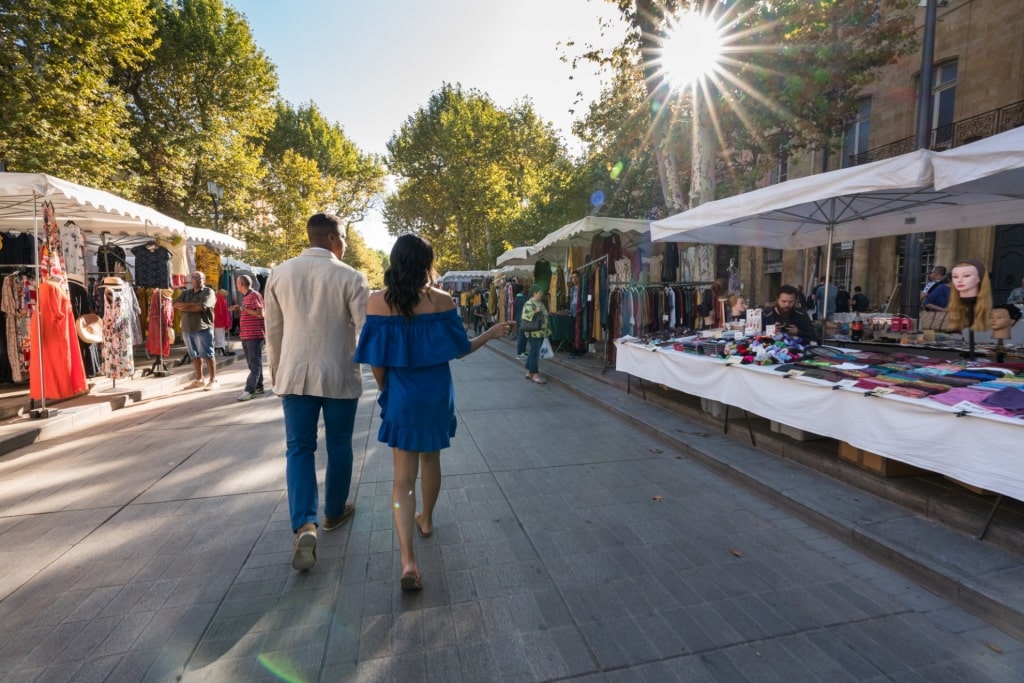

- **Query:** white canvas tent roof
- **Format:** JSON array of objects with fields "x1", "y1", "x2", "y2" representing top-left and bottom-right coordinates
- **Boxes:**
[
  {"x1": 932, "y1": 126, "x2": 1024, "y2": 195},
  {"x1": 495, "y1": 245, "x2": 536, "y2": 266},
  {"x1": 0, "y1": 173, "x2": 186, "y2": 238},
  {"x1": 533, "y1": 216, "x2": 650, "y2": 254},
  {"x1": 186, "y1": 226, "x2": 246, "y2": 251}
]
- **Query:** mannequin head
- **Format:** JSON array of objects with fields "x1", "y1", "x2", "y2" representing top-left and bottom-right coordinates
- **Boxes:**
[
  {"x1": 989, "y1": 304, "x2": 1021, "y2": 341},
  {"x1": 946, "y1": 259, "x2": 992, "y2": 332},
  {"x1": 727, "y1": 294, "x2": 747, "y2": 317},
  {"x1": 951, "y1": 261, "x2": 983, "y2": 297}
]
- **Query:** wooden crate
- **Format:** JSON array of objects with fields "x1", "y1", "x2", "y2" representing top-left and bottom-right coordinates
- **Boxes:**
[{"x1": 838, "y1": 442, "x2": 923, "y2": 477}]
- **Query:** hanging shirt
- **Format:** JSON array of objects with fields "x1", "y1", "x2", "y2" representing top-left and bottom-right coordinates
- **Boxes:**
[{"x1": 131, "y1": 244, "x2": 173, "y2": 288}]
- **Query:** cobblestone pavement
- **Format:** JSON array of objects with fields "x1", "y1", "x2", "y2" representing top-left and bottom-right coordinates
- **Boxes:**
[{"x1": 0, "y1": 351, "x2": 1020, "y2": 681}]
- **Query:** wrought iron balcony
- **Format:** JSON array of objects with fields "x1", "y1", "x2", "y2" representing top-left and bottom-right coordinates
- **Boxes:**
[{"x1": 850, "y1": 99, "x2": 1024, "y2": 165}]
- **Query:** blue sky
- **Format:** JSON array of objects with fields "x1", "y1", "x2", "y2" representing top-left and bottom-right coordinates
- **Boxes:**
[{"x1": 234, "y1": 0, "x2": 625, "y2": 251}]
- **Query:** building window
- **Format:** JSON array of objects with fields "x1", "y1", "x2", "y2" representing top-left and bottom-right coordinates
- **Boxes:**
[
  {"x1": 842, "y1": 98, "x2": 871, "y2": 168},
  {"x1": 768, "y1": 134, "x2": 788, "y2": 185},
  {"x1": 931, "y1": 61, "x2": 957, "y2": 149},
  {"x1": 763, "y1": 248, "x2": 783, "y2": 273}
]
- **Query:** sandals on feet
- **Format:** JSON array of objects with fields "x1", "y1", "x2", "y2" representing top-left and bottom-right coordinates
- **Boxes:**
[
  {"x1": 400, "y1": 572, "x2": 423, "y2": 592},
  {"x1": 531, "y1": 377, "x2": 548, "y2": 385}
]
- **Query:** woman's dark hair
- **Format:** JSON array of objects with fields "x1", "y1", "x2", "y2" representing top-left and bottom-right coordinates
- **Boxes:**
[{"x1": 384, "y1": 234, "x2": 434, "y2": 318}]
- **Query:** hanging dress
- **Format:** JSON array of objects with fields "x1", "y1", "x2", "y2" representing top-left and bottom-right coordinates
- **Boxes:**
[
  {"x1": 29, "y1": 280, "x2": 87, "y2": 400},
  {"x1": 146, "y1": 289, "x2": 174, "y2": 358},
  {"x1": 102, "y1": 285, "x2": 135, "y2": 379}
]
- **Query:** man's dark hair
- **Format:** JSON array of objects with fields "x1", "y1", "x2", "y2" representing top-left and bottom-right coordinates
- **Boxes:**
[
  {"x1": 854, "y1": 286, "x2": 862, "y2": 293},
  {"x1": 237, "y1": 274, "x2": 252, "y2": 288},
  {"x1": 933, "y1": 265, "x2": 947, "y2": 276},
  {"x1": 778, "y1": 284, "x2": 799, "y2": 297},
  {"x1": 307, "y1": 212, "x2": 345, "y2": 242}
]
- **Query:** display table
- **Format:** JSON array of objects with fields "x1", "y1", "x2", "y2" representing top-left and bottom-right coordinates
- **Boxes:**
[{"x1": 615, "y1": 341, "x2": 1024, "y2": 501}]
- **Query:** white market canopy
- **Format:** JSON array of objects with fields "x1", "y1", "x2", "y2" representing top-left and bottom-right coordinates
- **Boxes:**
[
  {"x1": 650, "y1": 127, "x2": 1024, "y2": 250},
  {"x1": 437, "y1": 270, "x2": 492, "y2": 285},
  {"x1": 495, "y1": 245, "x2": 536, "y2": 266},
  {"x1": 533, "y1": 216, "x2": 651, "y2": 254},
  {"x1": 0, "y1": 172, "x2": 186, "y2": 238},
  {"x1": 186, "y1": 225, "x2": 246, "y2": 251}
]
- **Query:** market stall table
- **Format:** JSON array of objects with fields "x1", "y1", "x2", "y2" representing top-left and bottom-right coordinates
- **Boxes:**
[{"x1": 615, "y1": 340, "x2": 1024, "y2": 502}]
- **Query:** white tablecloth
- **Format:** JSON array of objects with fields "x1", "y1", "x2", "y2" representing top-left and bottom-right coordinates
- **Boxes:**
[{"x1": 615, "y1": 341, "x2": 1024, "y2": 501}]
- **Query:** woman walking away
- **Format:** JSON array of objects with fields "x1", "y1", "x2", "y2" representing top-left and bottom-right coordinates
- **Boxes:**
[
  {"x1": 521, "y1": 284, "x2": 551, "y2": 384},
  {"x1": 354, "y1": 234, "x2": 512, "y2": 592}
]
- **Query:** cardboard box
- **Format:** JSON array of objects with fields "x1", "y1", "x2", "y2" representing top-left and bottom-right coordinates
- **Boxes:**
[
  {"x1": 838, "y1": 442, "x2": 923, "y2": 477},
  {"x1": 770, "y1": 421, "x2": 825, "y2": 441}
]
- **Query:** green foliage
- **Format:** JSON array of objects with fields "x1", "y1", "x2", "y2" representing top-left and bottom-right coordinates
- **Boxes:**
[
  {"x1": 384, "y1": 83, "x2": 572, "y2": 272},
  {"x1": 0, "y1": 0, "x2": 156, "y2": 186},
  {"x1": 589, "y1": 0, "x2": 918, "y2": 193},
  {"x1": 342, "y1": 227, "x2": 384, "y2": 290},
  {"x1": 242, "y1": 150, "x2": 334, "y2": 267},
  {"x1": 117, "y1": 0, "x2": 278, "y2": 224},
  {"x1": 263, "y1": 100, "x2": 385, "y2": 226}
]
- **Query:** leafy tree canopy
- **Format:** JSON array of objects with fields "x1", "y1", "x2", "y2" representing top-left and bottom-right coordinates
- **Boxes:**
[
  {"x1": 385, "y1": 83, "x2": 572, "y2": 272},
  {"x1": 0, "y1": 0, "x2": 156, "y2": 186}
]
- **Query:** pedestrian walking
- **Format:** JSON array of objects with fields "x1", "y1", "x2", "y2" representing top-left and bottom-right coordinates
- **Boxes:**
[
  {"x1": 232, "y1": 274, "x2": 264, "y2": 401},
  {"x1": 173, "y1": 271, "x2": 218, "y2": 390},
  {"x1": 353, "y1": 234, "x2": 513, "y2": 592},
  {"x1": 264, "y1": 213, "x2": 369, "y2": 571},
  {"x1": 521, "y1": 283, "x2": 551, "y2": 384}
]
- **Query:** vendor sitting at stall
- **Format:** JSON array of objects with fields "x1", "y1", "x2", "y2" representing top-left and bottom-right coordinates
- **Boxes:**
[{"x1": 761, "y1": 284, "x2": 818, "y2": 343}]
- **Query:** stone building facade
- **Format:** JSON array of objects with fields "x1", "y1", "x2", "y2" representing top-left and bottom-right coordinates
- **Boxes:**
[{"x1": 737, "y1": 0, "x2": 1024, "y2": 311}]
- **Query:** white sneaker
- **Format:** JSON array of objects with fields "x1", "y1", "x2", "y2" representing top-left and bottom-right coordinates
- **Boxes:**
[
  {"x1": 189, "y1": 379, "x2": 205, "y2": 389},
  {"x1": 204, "y1": 379, "x2": 220, "y2": 391},
  {"x1": 236, "y1": 391, "x2": 254, "y2": 401}
]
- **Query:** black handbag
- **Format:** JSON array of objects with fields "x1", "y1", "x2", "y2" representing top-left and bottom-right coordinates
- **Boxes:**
[{"x1": 520, "y1": 308, "x2": 545, "y2": 332}]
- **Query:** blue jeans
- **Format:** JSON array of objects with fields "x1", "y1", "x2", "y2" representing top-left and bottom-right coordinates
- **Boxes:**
[
  {"x1": 525, "y1": 336, "x2": 542, "y2": 374},
  {"x1": 516, "y1": 328, "x2": 527, "y2": 355},
  {"x1": 281, "y1": 394, "x2": 358, "y2": 532},
  {"x1": 241, "y1": 338, "x2": 264, "y2": 394},
  {"x1": 183, "y1": 328, "x2": 214, "y2": 359}
]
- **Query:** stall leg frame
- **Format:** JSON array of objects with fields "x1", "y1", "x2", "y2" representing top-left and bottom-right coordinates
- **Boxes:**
[{"x1": 723, "y1": 404, "x2": 757, "y2": 447}]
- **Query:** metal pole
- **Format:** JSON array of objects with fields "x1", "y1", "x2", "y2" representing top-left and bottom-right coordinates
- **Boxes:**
[{"x1": 900, "y1": 0, "x2": 938, "y2": 323}]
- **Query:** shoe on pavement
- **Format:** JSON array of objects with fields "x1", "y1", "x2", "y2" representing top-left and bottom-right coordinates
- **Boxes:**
[
  {"x1": 204, "y1": 379, "x2": 220, "y2": 391},
  {"x1": 291, "y1": 527, "x2": 317, "y2": 571},
  {"x1": 189, "y1": 379, "x2": 205, "y2": 389},
  {"x1": 254, "y1": 387, "x2": 265, "y2": 395},
  {"x1": 323, "y1": 502, "x2": 355, "y2": 531},
  {"x1": 237, "y1": 391, "x2": 254, "y2": 401},
  {"x1": 517, "y1": 353, "x2": 528, "y2": 360}
]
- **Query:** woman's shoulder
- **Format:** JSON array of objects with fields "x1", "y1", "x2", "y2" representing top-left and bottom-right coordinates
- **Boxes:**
[
  {"x1": 422, "y1": 287, "x2": 455, "y2": 313},
  {"x1": 367, "y1": 290, "x2": 391, "y2": 315}
]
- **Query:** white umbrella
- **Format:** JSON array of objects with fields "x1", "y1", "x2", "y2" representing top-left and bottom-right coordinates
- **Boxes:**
[
  {"x1": 932, "y1": 126, "x2": 1024, "y2": 196},
  {"x1": 650, "y1": 143, "x2": 1024, "y2": 328}
]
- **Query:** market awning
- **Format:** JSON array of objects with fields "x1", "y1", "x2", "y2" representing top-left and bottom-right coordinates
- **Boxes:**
[
  {"x1": 186, "y1": 225, "x2": 246, "y2": 251},
  {"x1": 0, "y1": 173, "x2": 186, "y2": 238}
]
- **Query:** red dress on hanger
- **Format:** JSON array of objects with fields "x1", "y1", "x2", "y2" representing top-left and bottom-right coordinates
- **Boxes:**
[
  {"x1": 29, "y1": 280, "x2": 87, "y2": 400},
  {"x1": 146, "y1": 290, "x2": 173, "y2": 357}
]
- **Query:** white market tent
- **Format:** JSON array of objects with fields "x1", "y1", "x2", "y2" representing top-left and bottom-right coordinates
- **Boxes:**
[
  {"x1": 532, "y1": 216, "x2": 651, "y2": 255},
  {"x1": 437, "y1": 270, "x2": 493, "y2": 287},
  {"x1": 649, "y1": 131, "x2": 1024, "y2": 317},
  {"x1": 185, "y1": 225, "x2": 246, "y2": 252},
  {"x1": 495, "y1": 245, "x2": 536, "y2": 266},
  {"x1": 0, "y1": 173, "x2": 186, "y2": 238}
]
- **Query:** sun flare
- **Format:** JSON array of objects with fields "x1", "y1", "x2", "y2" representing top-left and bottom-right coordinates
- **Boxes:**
[{"x1": 659, "y1": 10, "x2": 724, "y2": 89}]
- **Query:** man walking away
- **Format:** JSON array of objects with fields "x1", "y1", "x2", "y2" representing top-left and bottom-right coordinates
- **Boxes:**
[
  {"x1": 265, "y1": 213, "x2": 369, "y2": 571},
  {"x1": 233, "y1": 274, "x2": 264, "y2": 401}
]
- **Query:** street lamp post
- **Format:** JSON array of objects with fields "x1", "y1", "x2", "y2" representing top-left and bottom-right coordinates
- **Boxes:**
[{"x1": 207, "y1": 180, "x2": 223, "y2": 233}]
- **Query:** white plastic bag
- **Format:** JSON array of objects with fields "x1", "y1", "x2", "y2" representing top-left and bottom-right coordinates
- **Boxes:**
[{"x1": 539, "y1": 337, "x2": 555, "y2": 359}]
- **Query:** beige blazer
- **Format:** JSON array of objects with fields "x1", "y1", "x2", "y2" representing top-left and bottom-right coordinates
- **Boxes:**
[{"x1": 265, "y1": 248, "x2": 369, "y2": 399}]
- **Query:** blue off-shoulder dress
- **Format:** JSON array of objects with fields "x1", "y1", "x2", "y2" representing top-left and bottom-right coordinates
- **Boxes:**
[{"x1": 354, "y1": 309, "x2": 472, "y2": 452}]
